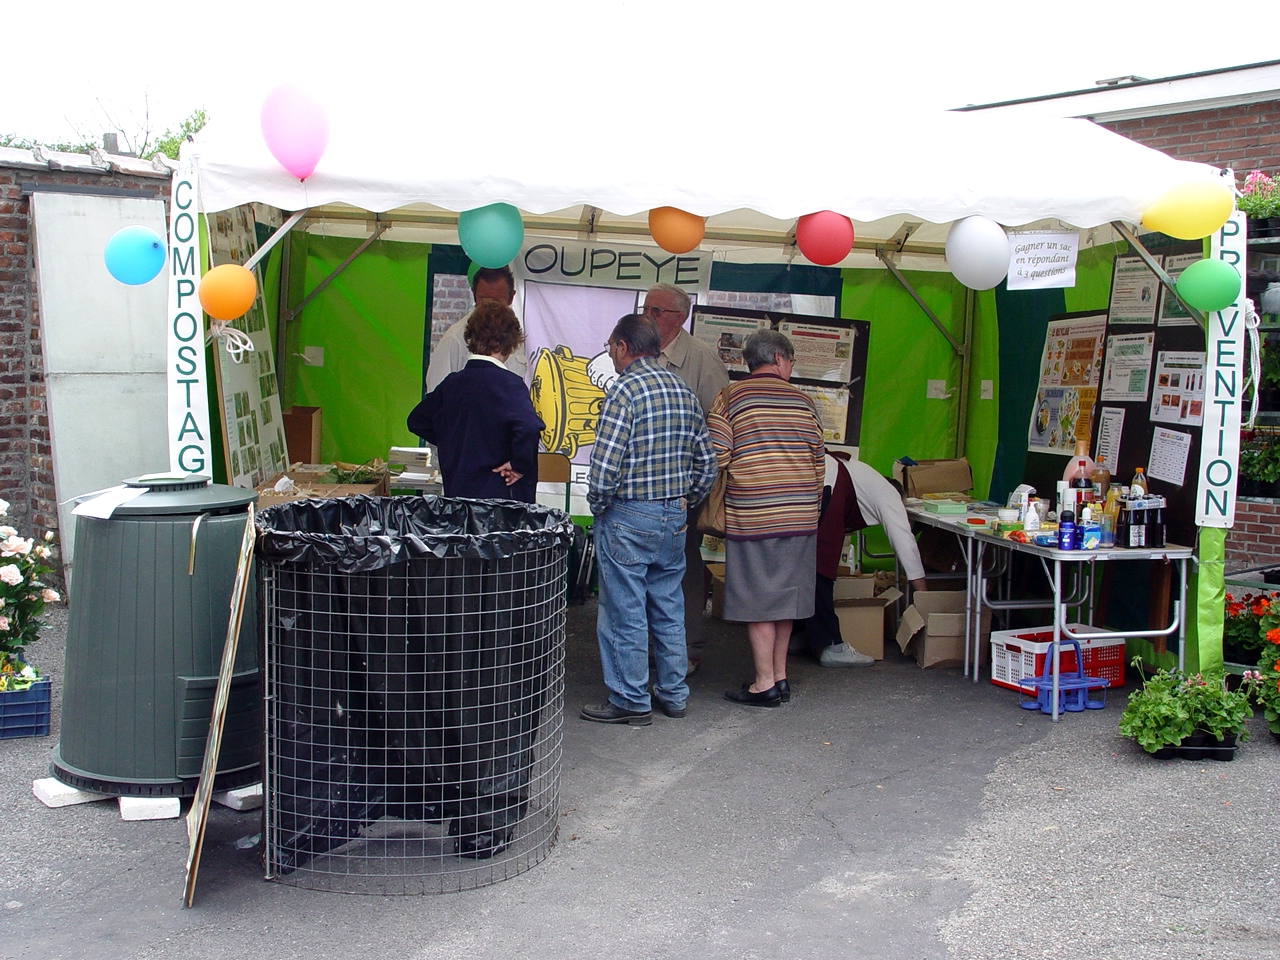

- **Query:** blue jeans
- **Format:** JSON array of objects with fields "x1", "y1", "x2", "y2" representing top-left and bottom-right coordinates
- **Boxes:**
[{"x1": 595, "y1": 498, "x2": 689, "y2": 712}]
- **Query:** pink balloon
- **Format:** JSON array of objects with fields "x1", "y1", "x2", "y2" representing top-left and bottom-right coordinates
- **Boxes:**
[
  {"x1": 260, "y1": 84, "x2": 330, "y2": 180},
  {"x1": 796, "y1": 210, "x2": 854, "y2": 266}
]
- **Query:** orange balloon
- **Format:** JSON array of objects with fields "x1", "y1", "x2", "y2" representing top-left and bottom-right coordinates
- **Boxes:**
[
  {"x1": 648, "y1": 206, "x2": 705, "y2": 254},
  {"x1": 198, "y1": 264, "x2": 258, "y2": 321}
]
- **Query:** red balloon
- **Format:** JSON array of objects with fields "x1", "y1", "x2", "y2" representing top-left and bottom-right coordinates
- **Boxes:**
[{"x1": 796, "y1": 211, "x2": 854, "y2": 266}]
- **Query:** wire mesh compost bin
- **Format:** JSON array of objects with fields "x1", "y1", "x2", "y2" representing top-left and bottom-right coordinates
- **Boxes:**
[{"x1": 256, "y1": 495, "x2": 572, "y2": 894}]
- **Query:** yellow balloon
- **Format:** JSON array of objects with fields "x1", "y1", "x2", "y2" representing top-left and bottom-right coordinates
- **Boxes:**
[
  {"x1": 198, "y1": 264, "x2": 258, "y2": 321},
  {"x1": 1141, "y1": 180, "x2": 1234, "y2": 240}
]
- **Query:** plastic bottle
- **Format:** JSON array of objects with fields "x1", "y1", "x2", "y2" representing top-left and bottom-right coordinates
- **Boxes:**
[
  {"x1": 1068, "y1": 457, "x2": 1093, "y2": 510},
  {"x1": 1130, "y1": 467, "x2": 1148, "y2": 497},
  {"x1": 1062, "y1": 440, "x2": 1096, "y2": 485},
  {"x1": 1091, "y1": 456, "x2": 1111, "y2": 499},
  {"x1": 1100, "y1": 488, "x2": 1120, "y2": 548},
  {"x1": 1024, "y1": 498, "x2": 1041, "y2": 532},
  {"x1": 1058, "y1": 510, "x2": 1076, "y2": 550}
]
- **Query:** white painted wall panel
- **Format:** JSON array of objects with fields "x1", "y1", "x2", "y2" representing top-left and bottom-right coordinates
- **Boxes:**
[{"x1": 31, "y1": 192, "x2": 170, "y2": 576}]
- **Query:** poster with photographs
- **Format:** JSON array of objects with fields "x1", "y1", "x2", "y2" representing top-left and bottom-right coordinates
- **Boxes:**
[
  {"x1": 689, "y1": 307, "x2": 771, "y2": 374},
  {"x1": 691, "y1": 305, "x2": 870, "y2": 447},
  {"x1": 208, "y1": 206, "x2": 288, "y2": 489},
  {"x1": 1108, "y1": 255, "x2": 1162, "y2": 325},
  {"x1": 777, "y1": 320, "x2": 854, "y2": 383},
  {"x1": 1149, "y1": 351, "x2": 1206, "y2": 426},
  {"x1": 1157, "y1": 253, "x2": 1204, "y2": 326}
]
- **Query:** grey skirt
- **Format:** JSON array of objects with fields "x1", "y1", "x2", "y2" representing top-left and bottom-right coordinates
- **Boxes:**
[{"x1": 723, "y1": 535, "x2": 817, "y2": 622}]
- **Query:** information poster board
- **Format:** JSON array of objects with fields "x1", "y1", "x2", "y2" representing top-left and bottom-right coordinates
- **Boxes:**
[
  {"x1": 1026, "y1": 313, "x2": 1106, "y2": 453},
  {"x1": 208, "y1": 207, "x2": 288, "y2": 488},
  {"x1": 692, "y1": 305, "x2": 870, "y2": 447}
]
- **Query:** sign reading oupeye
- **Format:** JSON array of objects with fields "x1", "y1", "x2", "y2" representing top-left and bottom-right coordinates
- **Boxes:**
[
  {"x1": 165, "y1": 158, "x2": 213, "y2": 475},
  {"x1": 1196, "y1": 211, "x2": 1246, "y2": 528}
]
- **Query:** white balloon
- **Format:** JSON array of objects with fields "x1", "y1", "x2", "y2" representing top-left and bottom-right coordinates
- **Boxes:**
[{"x1": 945, "y1": 216, "x2": 1011, "y2": 291}]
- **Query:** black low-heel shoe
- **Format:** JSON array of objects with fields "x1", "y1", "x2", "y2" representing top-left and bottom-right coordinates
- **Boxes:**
[
  {"x1": 724, "y1": 683, "x2": 782, "y2": 707},
  {"x1": 776, "y1": 679, "x2": 791, "y2": 703}
]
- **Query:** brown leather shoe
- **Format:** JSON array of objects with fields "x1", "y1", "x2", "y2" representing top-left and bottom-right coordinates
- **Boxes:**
[{"x1": 580, "y1": 701, "x2": 652, "y2": 726}]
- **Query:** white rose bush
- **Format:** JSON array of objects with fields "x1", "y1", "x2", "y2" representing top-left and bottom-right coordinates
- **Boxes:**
[{"x1": 0, "y1": 497, "x2": 60, "y2": 691}]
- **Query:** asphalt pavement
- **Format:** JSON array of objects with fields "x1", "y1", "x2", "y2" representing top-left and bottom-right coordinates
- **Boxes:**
[{"x1": 1, "y1": 602, "x2": 1277, "y2": 960}]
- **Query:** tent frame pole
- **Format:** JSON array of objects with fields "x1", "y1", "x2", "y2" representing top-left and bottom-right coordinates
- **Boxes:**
[
  {"x1": 1109, "y1": 221, "x2": 1207, "y2": 331},
  {"x1": 876, "y1": 249, "x2": 963, "y2": 355},
  {"x1": 955, "y1": 287, "x2": 975, "y2": 459},
  {"x1": 246, "y1": 209, "x2": 307, "y2": 271},
  {"x1": 275, "y1": 220, "x2": 389, "y2": 398}
]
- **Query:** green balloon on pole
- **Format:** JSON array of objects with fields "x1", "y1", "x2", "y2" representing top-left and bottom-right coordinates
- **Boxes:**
[
  {"x1": 457, "y1": 203, "x2": 524, "y2": 269},
  {"x1": 1175, "y1": 258, "x2": 1241, "y2": 313}
]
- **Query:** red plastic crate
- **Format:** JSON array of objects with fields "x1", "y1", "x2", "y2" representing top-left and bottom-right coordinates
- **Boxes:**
[{"x1": 990, "y1": 625, "x2": 1125, "y2": 693}]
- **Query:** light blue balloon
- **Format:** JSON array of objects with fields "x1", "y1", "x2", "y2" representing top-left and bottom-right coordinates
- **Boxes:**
[
  {"x1": 104, "y1": 225, "x2": 166, "y2": 285},
  {"x1": 457, "y1": 203, "x2": 524, "y2": 269}
]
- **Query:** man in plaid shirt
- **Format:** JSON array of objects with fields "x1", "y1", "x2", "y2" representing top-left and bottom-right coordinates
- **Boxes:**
[{"x1": 582, "y1": 314, "x2": 717, "y2": 726}]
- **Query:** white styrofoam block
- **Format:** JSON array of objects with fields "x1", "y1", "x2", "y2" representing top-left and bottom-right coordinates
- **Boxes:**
[
  {"x1": 212, "y1": 782, "x2": 263, "y2": 811},
  {"x1": 118, "y1": 796, "x2": 181, "y2": 821},
  {"x1": 32, "y1": 777, "x2": 113, "y2": 808}
]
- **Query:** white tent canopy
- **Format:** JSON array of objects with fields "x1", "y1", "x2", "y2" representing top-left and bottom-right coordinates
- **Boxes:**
[{"x1": 189, "y1": 103, "x2": 1227, "y2": 272}]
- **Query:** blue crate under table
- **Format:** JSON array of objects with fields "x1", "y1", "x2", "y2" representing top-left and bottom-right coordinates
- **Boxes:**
[{"x1": 0, "y1": 678, "x2": 51, "y2": 739}]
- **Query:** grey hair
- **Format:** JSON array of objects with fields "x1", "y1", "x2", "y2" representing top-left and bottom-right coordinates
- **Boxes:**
[
  {"x1": 743, "y1": 329, "x2": 795, "y2": 371},
  {"x1": 610, "y1": 314, "x2": 662, "y2": 358},
  {"x1": 647, "y1": 282, "x2": 691, "y2": 317}
]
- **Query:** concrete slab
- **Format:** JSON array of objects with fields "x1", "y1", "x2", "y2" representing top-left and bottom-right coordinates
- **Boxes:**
[{"x1": 32, "y1": 776, "x2": 112, "y2": 808}]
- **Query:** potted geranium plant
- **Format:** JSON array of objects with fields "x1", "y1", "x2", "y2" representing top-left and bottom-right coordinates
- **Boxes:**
[
  {"x1": 1252, "y1": 600, "x2": 1280, "y2": 741},
  {"x1": 1118, "y1": 658, "x2": 1256, "y2": 760},
  {"x1": 1222, "y1": 590, "x2": 1277, "y2": 664},
  {"x1": 1239, "y1": 170, "x2": 1280, "y2": 236},
  {"x1": 0, "y1": 497, "x2": 60, "y2": 738},
  {"x1": 1238, "y1": 432, "x2": 1280, "y2": 497}
]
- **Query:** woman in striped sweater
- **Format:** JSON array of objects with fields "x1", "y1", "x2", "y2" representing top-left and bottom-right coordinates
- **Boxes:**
[{"x1": 708, "y1": 330, "x2": 825, "y2": 707}]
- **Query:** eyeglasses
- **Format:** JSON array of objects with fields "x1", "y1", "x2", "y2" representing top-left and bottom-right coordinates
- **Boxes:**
[
  {"x1": 642, "y1": 304, "x2": 684, "y2": 319},
  {"x1": 603, "y1": 340, "x2": 615, "y2": 350}
]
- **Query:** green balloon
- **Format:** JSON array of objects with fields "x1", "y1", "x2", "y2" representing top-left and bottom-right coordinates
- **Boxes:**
[
  {"x1": 1175, "y1": 258, "x2": 1241, "y2": 313},
  {"x1": 457, "y1": 202, "x2": 524, "y2": 269}
]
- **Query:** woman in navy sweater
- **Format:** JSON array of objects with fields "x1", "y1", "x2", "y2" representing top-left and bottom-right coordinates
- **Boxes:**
[{"x1": 407, "y1": 301, "x2": 544, "y2": 502}]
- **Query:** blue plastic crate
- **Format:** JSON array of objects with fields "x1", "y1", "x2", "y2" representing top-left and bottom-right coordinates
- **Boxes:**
[{"x1": 0, "y1": 678, "x2": 51, "y2": 739}]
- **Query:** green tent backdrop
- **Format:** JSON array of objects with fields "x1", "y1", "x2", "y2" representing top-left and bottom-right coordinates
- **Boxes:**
[{"x1": 242, "y1": 228, "x2": 1217, "y2": 668}]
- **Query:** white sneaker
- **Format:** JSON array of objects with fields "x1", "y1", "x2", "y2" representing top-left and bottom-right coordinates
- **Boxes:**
[{"x1": 820, "y1": 643, "x2": 874, "y2": 667}]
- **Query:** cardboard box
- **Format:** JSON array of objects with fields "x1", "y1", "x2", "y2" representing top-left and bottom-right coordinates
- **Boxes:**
[
  {"x1": 254, "y1": 468, "x2": 386, "y2": 506},
  {"x1": 834, "y1": 587, "x2": 903, "y2": 660},
  {"x1": 833, "y1": 573, "x2": 879, "y2": 600},
  {"x1": 282, "y1": 406, "x2": 323, "y2": 464},
  {"x1": 895, "y1": 590, "x2": 991, "y2": 669},
  {"x1": 707, "y1": 563, "x2": 729, "y2": 620},
  {"x1": 893, "y1": 457, "x2": 973, "y2": 498}
]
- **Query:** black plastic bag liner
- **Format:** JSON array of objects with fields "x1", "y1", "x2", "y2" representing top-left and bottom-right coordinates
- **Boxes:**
[
  {"x1": 256, "y1": 495, "x2": 571, "y2": 879},
  {"x1": 257, "y1": 495, "x2": 574, "y2": 572}
]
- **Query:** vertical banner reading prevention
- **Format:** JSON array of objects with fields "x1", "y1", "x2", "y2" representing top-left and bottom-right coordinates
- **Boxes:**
[{"x1": 1196, "y1": 212, "x2": 1247, "y2": 527}]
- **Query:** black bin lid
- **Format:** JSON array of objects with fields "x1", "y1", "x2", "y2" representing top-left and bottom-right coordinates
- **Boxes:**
[{"x1": 108, "y1": 475, "x2": 256, "y2": 517}]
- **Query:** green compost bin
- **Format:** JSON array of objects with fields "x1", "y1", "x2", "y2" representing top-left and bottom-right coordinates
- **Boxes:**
[{"x1": 51, "y1": 476, "x2": 261, "y2": 797}]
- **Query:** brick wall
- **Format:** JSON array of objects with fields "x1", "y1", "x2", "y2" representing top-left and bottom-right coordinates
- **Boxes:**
[
  {"x1": 0, "y1": 157, "x2": 169, "y2": 577},
  {"x1": 1100, "y1": 100, "x2": 1280, "y2": 574},
  {"x1": 1097, "y1": 99, "x2": 1280, "y2": 172},
  {"x1": 1225, "y1": 499, "x2": 1280, "y2": 574},
  {"x1": 429, "y1": 273, "x2": 473, "y2": 348}
]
